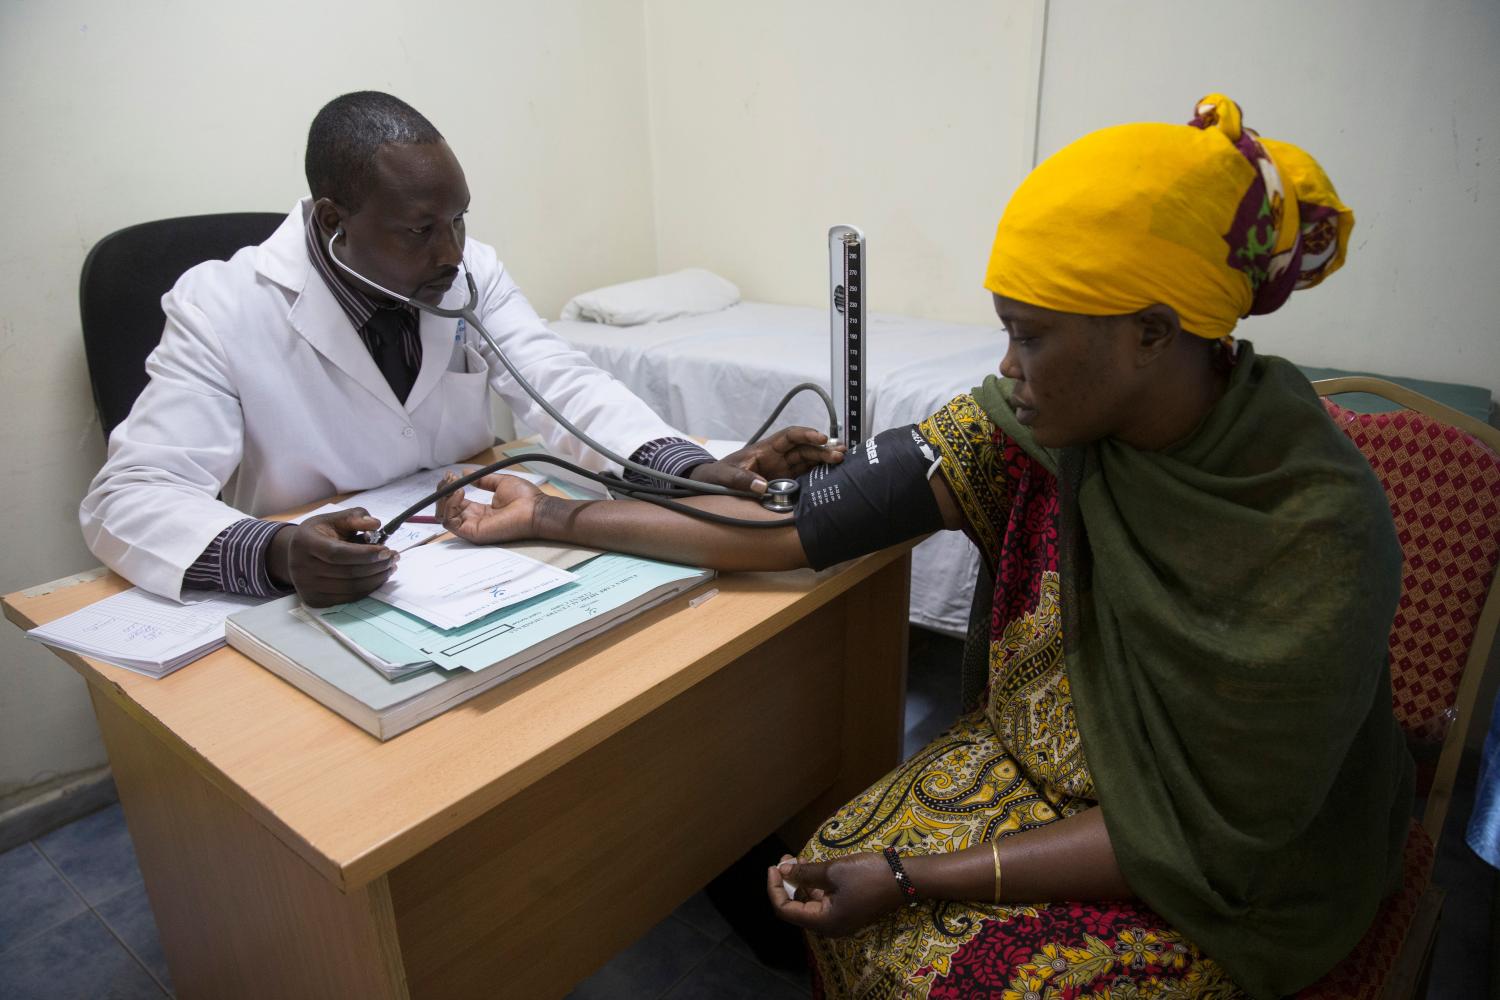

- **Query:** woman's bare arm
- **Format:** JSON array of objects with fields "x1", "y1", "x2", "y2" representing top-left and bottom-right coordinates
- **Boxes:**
[
  {"x1": 438, "y1": 469, "x2": 965, "y2": 570},
  {"x1": 768, "y1": 807, "x2": 1131, "y2": 937},
  {"x1": 531, "y1": 492, "x2": 810, "y2": 571}
]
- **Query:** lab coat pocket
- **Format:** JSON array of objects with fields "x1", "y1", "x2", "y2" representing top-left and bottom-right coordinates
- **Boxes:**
[{"x1": 434, "y1": 346, "x2": 495, "y2": 462}]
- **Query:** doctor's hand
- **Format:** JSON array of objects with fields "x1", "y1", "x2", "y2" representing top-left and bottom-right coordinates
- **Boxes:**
[
  {"x1": 267, "y1": 508, "x2": 398, "y2": 608},
  {"x1": 690, "y1": 426, "x2": 846, "y2": 494},
  {"x1": 767, "y1": 852, "x2": 904, "y2": 938},
  {"x1": 436, "y1": 471, "x2": 542, "y2": 545}
]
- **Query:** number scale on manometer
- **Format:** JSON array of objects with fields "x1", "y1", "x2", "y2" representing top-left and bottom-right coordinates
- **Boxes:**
[{"x1": 829, "y1": 225, "x2": 866, "y2": 446}]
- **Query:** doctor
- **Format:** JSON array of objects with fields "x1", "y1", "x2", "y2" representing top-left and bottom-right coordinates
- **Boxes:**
[{"x1": 80, "y1": 91, "x2": 840, "y2": 607}]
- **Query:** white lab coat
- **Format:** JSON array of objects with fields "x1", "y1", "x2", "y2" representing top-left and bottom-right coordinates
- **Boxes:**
[{"x1": 80, "y1": 200, "x2": 684, "y2": 600}]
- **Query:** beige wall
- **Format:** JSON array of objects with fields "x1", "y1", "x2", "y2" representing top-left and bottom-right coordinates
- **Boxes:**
[
  {"x1": 644, "y1": 0, "x2": 1045, "y2": 326},
  {"x1": 643, "y1": 0, "x2": 1499, "y2": 395},
  {"x1": 1035, "y1": 0, "x2": 1500, "y2": 397},
  {"x1": 0, "y1": 0, "x2": 659, "y2": 805}
]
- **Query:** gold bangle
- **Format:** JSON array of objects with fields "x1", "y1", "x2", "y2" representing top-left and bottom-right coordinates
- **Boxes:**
[{"x1": 991, "y1": 838, "x2": 1002, "y2": 904}]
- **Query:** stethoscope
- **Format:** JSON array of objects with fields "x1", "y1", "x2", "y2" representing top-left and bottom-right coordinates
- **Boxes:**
[{"x1": 327, "y1": 229, "x2": 834, "y2": 542}]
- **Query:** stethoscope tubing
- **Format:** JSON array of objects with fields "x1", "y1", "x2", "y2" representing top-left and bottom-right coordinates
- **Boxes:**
[
  {"x1": 370, "y1": 452, "x2": 795, "y2": 544},
  {"x1": 325, "y1": 230, "x2": 834, "y2": 540}
]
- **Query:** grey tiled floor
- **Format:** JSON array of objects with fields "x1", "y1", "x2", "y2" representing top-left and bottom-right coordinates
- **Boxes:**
[
  {"x1": 0, "y1": 804, "x2": 171, "y2": 999},
  {"x1": 2, "y1": 628, "x2": 1495, "y2": 998}
]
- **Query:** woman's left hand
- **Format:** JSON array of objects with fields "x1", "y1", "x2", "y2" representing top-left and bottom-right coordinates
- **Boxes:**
[
  {"x1": 435, "y1": 471, "x2": 543, "y2": 544},
  {"x1": 766, "y1": 852, "x2": 904, "y2": 937}
]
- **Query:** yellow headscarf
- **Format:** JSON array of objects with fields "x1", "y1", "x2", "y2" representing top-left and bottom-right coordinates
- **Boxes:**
[{"x1": 985, "y1": 94, "x2": 1353, "y2": 339}]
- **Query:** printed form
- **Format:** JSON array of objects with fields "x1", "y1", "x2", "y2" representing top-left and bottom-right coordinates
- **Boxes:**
[{"x1": 373, "y1": 538, "x2": 578, "y2": 630}]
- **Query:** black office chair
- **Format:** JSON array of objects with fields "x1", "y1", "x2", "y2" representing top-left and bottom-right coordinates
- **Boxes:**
[{"x1": 79, "y1": 212, "x2": 285, "y2": 440}]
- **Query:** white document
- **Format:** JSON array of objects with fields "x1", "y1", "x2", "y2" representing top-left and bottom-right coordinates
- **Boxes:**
[
  {"x1": 28, "y1": 588, "x2": 264, "y2": 678},
  {"x1": 294, "y1": 464, "x2": 546, "y2": 551},
  {"x1": 372, "y1": 537, "x2": 578, "y2": 630}
]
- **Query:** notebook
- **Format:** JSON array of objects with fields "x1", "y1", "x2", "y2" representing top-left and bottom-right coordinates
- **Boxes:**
[{"x1": 28, "y1": 588, "x2": 265, "y2": 678}]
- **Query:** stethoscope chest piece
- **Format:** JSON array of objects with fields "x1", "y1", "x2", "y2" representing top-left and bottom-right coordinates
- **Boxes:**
[{"x1": 760, "y1": 478, "x2": 800, "y2": 513}]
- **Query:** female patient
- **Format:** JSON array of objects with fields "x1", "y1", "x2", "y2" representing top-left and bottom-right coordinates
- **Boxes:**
[{"x1": 436, "y1": 95, "x2": 1411, "y2": 998}]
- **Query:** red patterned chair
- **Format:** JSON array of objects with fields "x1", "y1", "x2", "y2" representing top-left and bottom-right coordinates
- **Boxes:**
[{"x1": 1295, "y1": 378, "x2": 1500, "y2": 1000}]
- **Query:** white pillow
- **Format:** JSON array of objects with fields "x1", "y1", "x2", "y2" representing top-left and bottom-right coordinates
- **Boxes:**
[{"x1": 559, "y1": 268, "x2": 740, "y2": 326}]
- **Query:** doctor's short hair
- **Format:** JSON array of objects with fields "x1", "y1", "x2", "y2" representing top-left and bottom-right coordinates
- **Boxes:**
[{"x1": 305, "y1": 91, "x2": 444, "y2": 211}]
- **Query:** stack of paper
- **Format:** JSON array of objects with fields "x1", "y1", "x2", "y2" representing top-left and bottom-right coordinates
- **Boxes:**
[
  {"x1": 319, "y1": 552, "x2": 702, "y2": 672},
  {"x1": 313, "y1": 609, "x2": 436, "y2": 681},
  {"x1": 372, "y1": 538, "x2": 578, "y2": 630},
  {"x1": 227, "y1": 552, "x2": 715, "y2": 739},
  {"x1": 29, "y1": 588, "x2": 265, "y2": 678}
]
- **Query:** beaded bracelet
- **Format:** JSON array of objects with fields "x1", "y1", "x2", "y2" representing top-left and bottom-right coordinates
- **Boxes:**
[{"x1": 881, "y1": 846, "x2": 919, "y2": 907}]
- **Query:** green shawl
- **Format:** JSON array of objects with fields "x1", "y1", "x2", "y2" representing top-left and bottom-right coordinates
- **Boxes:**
[{"x1": 970, "y1": 345, "x2": 1412, "y2": 998}]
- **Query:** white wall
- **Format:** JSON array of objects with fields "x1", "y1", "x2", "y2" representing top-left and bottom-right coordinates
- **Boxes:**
[
  {"x1": 644, "y1": 0, "x2": 1045, "y2": 327},
  {"x1": 642, "y1": 0, "x2": 1498, "y2": 395},
  {"x1": 0, "y1": 0, "x2": 658, "y2": 807},
  {"x1": 1035, "y1": 0, "x2": 1500, "y2": 394}
]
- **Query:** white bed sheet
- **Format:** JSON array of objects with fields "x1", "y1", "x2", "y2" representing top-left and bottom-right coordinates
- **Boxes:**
[{"x1": 547, "y1": 302, "x2": 1010, "y2": 636}]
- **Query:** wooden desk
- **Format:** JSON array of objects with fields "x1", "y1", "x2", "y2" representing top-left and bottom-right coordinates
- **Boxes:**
[{"x1": 4, "y1": 496, "x2": 911, "y2": 998}]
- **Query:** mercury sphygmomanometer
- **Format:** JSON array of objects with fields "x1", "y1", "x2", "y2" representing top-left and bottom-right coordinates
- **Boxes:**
[{"x1": 329, "y1": 225, "x2": 876, "y2": 540}]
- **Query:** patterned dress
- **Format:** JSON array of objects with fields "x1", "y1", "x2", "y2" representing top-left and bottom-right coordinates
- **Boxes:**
[{"x1": 803, "y1": 395, "x2": 1245, "y2": 999}]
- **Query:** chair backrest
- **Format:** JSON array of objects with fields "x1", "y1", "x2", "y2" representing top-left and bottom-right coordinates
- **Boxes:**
[
  {"x1": 1314, "y1": 377, "x2": 1500, "y2": 843},
  {"x1": 79, "y1": 212, "x2": 285, "y2": 440}
]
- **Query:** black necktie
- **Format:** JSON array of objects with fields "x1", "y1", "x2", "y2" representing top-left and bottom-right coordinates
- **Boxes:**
[{"x1": 364, "y1": 308, "x2": 417, "y2": 404}]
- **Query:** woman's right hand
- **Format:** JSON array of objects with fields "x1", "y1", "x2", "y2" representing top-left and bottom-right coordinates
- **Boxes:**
[
  {"x1": 767, "y1": 852, "x2": 905, "y2": 937},
  {"x1": 436, "y1": 471, "x2": 544, "y2": 544}
]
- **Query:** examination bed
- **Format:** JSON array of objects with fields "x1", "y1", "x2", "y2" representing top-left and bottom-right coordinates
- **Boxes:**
[{"x1": 552, "y1": 300, "x2": 1004, "y2": 636}]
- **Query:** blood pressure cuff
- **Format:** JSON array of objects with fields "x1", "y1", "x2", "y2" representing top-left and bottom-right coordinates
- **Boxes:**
[{"x1": 795, "y1": 424, "x2": 946, "y2": 570}]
